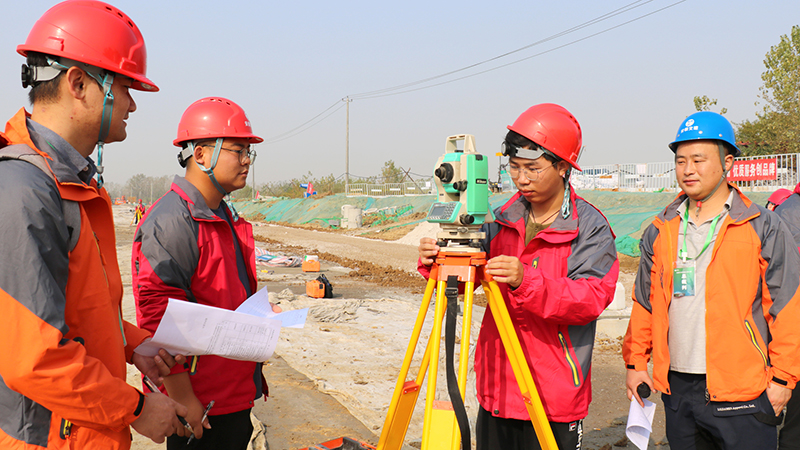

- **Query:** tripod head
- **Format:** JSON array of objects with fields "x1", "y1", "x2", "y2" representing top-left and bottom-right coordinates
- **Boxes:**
[{"x1": 426, "y1": 134, "x2": 494, "y2": 252}]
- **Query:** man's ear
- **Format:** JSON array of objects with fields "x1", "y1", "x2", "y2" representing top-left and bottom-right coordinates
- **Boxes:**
[
  {"x1": 558, "y1": 160, "x2": 570, "y2": 178},
  {"x1": 64, "y1": 66, "x2": 88, "y2": 100},
  {"x1": 723, "y1": 153, "x2": 735, "y2": 174},
  {"x1": 193, "y1": 144, "x2": 208, "y2": 167}
]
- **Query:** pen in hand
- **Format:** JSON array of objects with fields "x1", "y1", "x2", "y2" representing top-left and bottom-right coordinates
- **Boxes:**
[
  {"x1": 142, "y1": 375, "x2": 194, "y2": 435},
  {"x1": 186, "y1": 400, "x2": 215, "y2": 444}
]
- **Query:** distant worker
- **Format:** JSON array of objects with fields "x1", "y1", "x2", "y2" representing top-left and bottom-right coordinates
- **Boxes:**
[
  {"x1": 133, "y1": 198, "x2": 145, "y2": 225},
  {"x1": 418, "y1": 103, "x2": 619, "y2": 449},
  {"x1": 771, "y1": 183, "x2": 800, "y2": 450},
  {"x1": 0, "y1": 1, "x2": 189, "y2": 448},
  {"x1": 623, "y1": 111, "x2": 800, "y2": 448},
  {"x1": 133, "y1": 97, "x2": 280, "y2": 450}
]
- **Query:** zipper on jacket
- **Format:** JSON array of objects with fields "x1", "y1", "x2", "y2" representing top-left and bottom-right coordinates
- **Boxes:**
[
  {"x1": 744, "y1": 320, "x2": 768, "y2": 370},
  {"x1": 92, "y1": 232, "x2": 126, "y2": 346},
  {"x1": 92, "y1": 232, "x2": 110, "y2": 287},
  {"x1": 59, "y1": 419, "x2": 72, "y2": 439},
  {"x1": 558, "y1": 331, "x2": 580, "y2": 387}
]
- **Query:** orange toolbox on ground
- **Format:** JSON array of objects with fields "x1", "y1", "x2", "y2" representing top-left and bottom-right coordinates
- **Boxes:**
[{"x1": 302, "y1": 259, "x2": 320, "y2": 272}]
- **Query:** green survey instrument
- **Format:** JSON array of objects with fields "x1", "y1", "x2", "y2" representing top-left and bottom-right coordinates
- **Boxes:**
[
  {"x1": 373, "y1": 134, "x2": 555, "y2": 450},
  {"x1": 426, "y1": 134, "x2": 494, "y2": 250}
]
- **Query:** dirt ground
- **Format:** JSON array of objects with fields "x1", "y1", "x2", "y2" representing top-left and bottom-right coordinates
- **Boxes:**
[{"x1": 116, "y1": 206, "x2": 667, "y2": 450}]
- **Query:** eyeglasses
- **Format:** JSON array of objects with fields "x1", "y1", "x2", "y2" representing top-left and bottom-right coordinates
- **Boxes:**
[
  {"x1": 200, "y1": 144, "x2": 257, "y2": 164},
  {"x1": 222, "y1": 146, "x2": 257, "y2": 165},
  {"x1": 507, "y1": 163, "x2": 553, "y2": 180}
]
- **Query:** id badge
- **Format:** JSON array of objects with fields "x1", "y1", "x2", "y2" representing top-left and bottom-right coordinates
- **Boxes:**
[{"x1": 673, "y1": 260, "x2": 696, "y2": 298}]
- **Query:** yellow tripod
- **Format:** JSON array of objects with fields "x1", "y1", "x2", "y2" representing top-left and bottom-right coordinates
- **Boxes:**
[{"x1": 376, "y1": 249, "x2": 557, "y2": 450}]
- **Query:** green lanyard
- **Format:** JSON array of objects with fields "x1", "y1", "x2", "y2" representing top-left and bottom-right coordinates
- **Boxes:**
[{"x1": 679, "y1": 207, "x2": 721, "y2": 262}]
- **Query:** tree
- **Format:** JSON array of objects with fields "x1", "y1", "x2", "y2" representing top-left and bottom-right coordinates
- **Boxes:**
[
  {"x1": 693, "y1": 95, "x2": 727, "y2": 115},
  {"x1": 380, "y1": 160, "x2": 405, "y2": 184},
  {"x1": 737, "y1": 25, "x2": 800, "y2": 155},
  {"x1": 123, "y1": 174, "x2": 171, "y2": 203}
]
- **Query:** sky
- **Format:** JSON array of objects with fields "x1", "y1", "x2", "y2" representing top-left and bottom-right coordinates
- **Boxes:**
[{"x1": 1, "y1": 0, "x2": 798, "y2": 187}]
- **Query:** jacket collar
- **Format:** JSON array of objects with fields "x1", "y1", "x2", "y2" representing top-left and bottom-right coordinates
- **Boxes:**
[
  {"x1": 495, "y1": 188, "x2": 580, "y2": 243},
  {"x1": 171, "y1": 175, "x2": 227, "y2": 222},
  {"x1": 27, "y1": 117, "x2": 96, "y2": 185},
  {"x1": 659, "y1": 184, "x2": 758, "y2": 224},
  {"x1": 4, "y1": 108, "x2": 96, "y2": 187}
]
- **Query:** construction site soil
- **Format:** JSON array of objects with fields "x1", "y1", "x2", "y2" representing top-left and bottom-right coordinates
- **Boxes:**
[{"x1": 116, "y1": 205, "x2": 666, "y2": 450}]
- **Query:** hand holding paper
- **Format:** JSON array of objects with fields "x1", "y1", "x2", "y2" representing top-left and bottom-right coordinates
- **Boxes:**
[{"x1": 626, "y1": 396, "x2": 656, "y2": 450}]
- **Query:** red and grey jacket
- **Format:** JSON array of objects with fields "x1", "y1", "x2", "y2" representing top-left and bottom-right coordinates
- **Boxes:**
[
  {"x1": 132, "y1": 176, "x2": 265, "y2": 416},
  {"x1": 0, "y1": 109, "x2": 151, "y2": 449},
  {"x1": 418, "y1": 189, "x2": 619, "y2": 422},
  {"x1": 624, "y1": 187, "x2": 800, "y2": 400}
]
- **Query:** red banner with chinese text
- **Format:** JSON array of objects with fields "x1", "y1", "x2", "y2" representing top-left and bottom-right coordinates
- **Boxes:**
[{"x1": 728, "y1": 159, "x2": 777, "y2": 181}]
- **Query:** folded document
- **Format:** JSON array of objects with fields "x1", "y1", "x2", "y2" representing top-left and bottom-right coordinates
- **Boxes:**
[{"x1": 135, "y1": 287, "x2": 307, "y2": 362}]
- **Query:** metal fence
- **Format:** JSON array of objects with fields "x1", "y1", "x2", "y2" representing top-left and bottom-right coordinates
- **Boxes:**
[
  {"x1": 346, "y1": 180, "x2": 434, "y2": 197},
  {"x1": 573, "y1": 153, "x2": 800, "y2": 192},
  {"x1": 344, "y1": 154, "x2": 800, "y2": 197}
]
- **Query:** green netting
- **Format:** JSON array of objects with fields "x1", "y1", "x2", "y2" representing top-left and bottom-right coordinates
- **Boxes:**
[
  {"x1": 235, "y1": 191, "x2": 775, "y2": 257},
  {"x1": 236, "y1": 194, "x2": 437, "y2": 228}
]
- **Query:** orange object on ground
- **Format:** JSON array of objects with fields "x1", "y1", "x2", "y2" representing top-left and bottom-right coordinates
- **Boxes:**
[
  {"x1": 306, "y1": 279, "x2": 326, "y2": 298},
  {"x1": 302, "y1": 260, "x2": 320, "y2": 272},
  {"x1": 297, "y1": 436, "x2": 375, "y2": 450}
]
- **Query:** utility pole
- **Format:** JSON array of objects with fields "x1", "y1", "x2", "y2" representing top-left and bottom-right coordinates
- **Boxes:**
[{"x1": 343, "y1": 96, "x2": 352, "y2": 195}]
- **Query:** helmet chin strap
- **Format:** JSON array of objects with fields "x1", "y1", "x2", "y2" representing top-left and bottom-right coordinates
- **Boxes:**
[
  {"x1": 46, "y1": 57, "x2": 114, "y2": 188},
  {"x1": 192, "y1": 139, "x2": 240, "y2": 220},
  {"x1": 560, "y1": 168, "x2": 572, "y2": 219},
  {"x1": 94, "y1": 72, "x2": 115, "y2": 189},
  {"x1": 694, "y1": 142, "x2": 729, "y2": 215}
]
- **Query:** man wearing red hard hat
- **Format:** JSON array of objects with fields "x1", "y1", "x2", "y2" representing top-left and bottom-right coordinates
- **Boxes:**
[
  {"x1": 0, "y1": 1, "x2": 189, "y2": 448},
  {"x1": 419, "y1": 104, "x2": 619, "y2": 449},
  {"x1": 133, "y1": 97, "x2": 280, "y2": 450}
]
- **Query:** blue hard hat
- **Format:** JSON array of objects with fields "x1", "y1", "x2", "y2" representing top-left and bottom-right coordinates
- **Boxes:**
[{"x1": 669, "y1": 111, "x2": 740, "y2": 157}]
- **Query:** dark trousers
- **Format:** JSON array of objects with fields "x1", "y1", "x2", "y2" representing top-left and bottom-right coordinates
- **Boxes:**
[
  {"x1": 476, "y1": 405, "x2": 582, "y2": 450},
  {"x1": 663, "y1": 371, "x2": 777, "y2": 450},
  {"x1": 779, "y1": 388, "x2": 800, "y2": 450},
  {"x1": 167, "y1": 408, "x2": 253, "y2": 450}
]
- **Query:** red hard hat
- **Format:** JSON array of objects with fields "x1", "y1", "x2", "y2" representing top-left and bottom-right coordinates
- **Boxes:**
[
  {"x1": 173, "y1": 97, "x2": 263, "y2": 147},
  {"x1": 507, "y1": 103, "x2": 583, "y2": 170},
  {"x1": 17, "y1": 0, "x2": 157, "y2": 92},
  {"x1": 767, "y1": 188, "x2": 792, "y2": 207}
]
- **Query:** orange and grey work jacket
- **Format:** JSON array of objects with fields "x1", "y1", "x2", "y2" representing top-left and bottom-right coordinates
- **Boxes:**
[
  {"x1": 623, "y1": 186, "x2": 800, "y2": 401},
  {"x1": 0, "y1": 109, "x2": 151, "y2": 449}
]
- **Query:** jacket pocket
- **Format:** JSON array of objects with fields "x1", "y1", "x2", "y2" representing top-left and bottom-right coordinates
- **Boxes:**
[
  {"x1": 744, "y1": 320, "x2": 768, "y2": 370},
  {"x1": 558, "y1": 331, "x2": 581, "y2": 387}
]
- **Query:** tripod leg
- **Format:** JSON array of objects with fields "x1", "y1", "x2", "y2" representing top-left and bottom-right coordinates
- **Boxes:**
[
  {"x1": 377, "y1": 276, "x2": 437, "y2": 450},
  {"x1": 421, "y1": 279, "x2": 454, "y2": 449},
  {"x1": 483, "y1": 280, "x2": 558, "y2": 450}
]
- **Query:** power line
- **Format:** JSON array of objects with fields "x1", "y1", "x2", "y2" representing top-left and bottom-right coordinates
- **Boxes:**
[
  {"x1": 263, "y1": 0, "x2": 687, "y2": 141},
  {"x1": 348, "y1": 0, "x2": 655, "y2": 99},
  {"x1": 352, "y1": 0, "x2": 688, "y2": 100},
  {"x1": 261, "y1": 100, "x2": 344, "y2": 144}
]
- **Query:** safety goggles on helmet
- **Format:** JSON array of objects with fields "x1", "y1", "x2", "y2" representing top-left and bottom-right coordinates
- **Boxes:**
[{"x1": 500, "y1": 141, "x2": 550, "y2": 161}]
